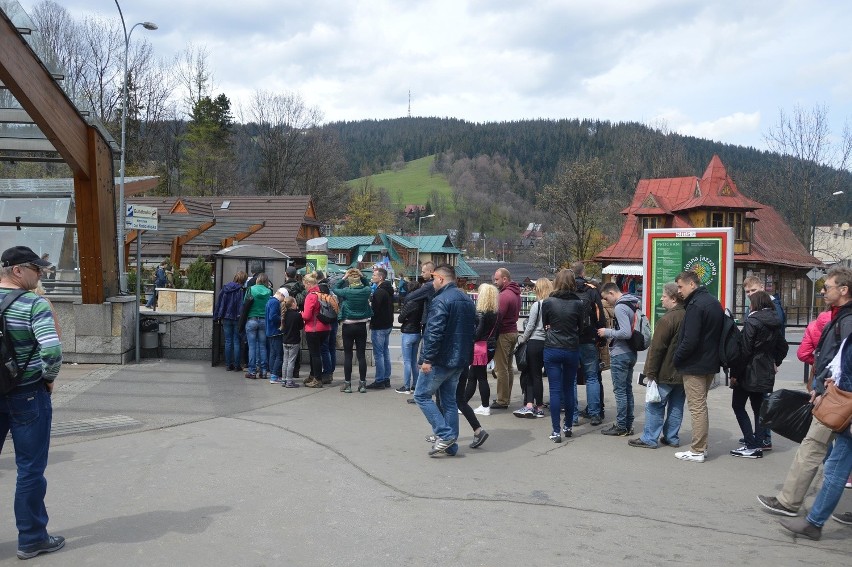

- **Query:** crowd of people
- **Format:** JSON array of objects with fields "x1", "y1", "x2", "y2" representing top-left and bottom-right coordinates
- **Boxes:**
[{"x1": 211, "y1": 258, "x2": 852, "y2": 539}]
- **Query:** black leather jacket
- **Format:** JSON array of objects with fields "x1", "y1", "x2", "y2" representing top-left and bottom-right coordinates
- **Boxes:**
[
  {"x1": 398, "y1": 295, "x2": 426, "y2": 334},
  {"x1": 474, "y1": 311, "x2": 500, "y2": 354},
  {"x1": 541, "y1": 290, "x2": 585, "y2": 350},
  {"x1": 739, "y1": 308, "x2": 788, "y2": 393}
]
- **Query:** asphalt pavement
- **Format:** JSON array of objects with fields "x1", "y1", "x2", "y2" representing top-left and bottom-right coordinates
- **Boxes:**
[{"x1": 0, "y1": 337, "x2": 850, "y2": 566}]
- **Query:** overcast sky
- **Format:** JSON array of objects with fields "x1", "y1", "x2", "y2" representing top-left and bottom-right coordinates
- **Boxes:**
[{"x1": 20, "y1": 0, "x2": 852, "y2": 151}]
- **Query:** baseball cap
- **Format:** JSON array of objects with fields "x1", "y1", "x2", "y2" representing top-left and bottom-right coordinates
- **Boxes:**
[
  {"x1": 276, "y1": 287, "x2": 290, "y2": 297},
  {"x1": 1, "y1": 246, "x2": 52, "y2": 268}
]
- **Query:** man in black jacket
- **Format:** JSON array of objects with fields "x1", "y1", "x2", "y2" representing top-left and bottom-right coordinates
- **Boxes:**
[
  {"x1": 572, "y1": 262, "x2": 606, "y2": 426},
  {"x1": 366, "y1": 267, "x2": 395, "y2": 389},
  {"x1": 672, "y1": 270, "x2": 723, "y2": 463}
]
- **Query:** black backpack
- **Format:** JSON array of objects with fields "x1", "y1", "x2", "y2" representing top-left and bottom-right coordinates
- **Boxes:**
[
  {"x1": 719, "y1": 309, "x2": 745, "y2": 375},
  {"x1": 0, "y1": 290, "x2": 37, "y2": 394}
]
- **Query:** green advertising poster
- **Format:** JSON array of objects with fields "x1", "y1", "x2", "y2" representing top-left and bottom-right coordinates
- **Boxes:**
[
  {"x1": 649, "y1": 237, "x2": 723, "y2": 327},
  {"x1": 305, "y1": 254, "x2": 328, "y2": 274}
]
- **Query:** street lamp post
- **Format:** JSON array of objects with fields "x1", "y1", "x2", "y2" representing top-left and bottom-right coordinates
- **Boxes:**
[
  {"x1": 115, "y1": 0, "x2": 157, "y2": 292},
  {"x1": 415, "y1": 214, "x2": 435, "y2": 275}
]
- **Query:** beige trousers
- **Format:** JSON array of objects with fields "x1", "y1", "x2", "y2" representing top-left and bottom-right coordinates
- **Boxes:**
[
  {"x1": 494, "y1": 332, "x2": 517, "y2": 406},
  {"x1": 777, "y1": 418, "x2": 835, "y2": 510},
  {"x1": 683, "y1": 373, "x2": 715, "y2": 453}
]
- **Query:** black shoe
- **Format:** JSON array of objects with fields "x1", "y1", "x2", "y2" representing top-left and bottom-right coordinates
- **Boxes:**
[
  {"x1": 406, "y1": 398, "x2": 417, "y2": 404},
  {"x1": 590, "y1": 416, "x2": 602, "y2": 426},
  {"x1": 490, "y1": 400, "x2": 509, "y2": 409},
  {"x1": 601, "y1": 424, "x2": 629, "y2": 436},
  {"x1": 17, "y1": 535, "x2": 65, "y2": 560},
  {"x1": 364, "y1": 380, "x2": 390, "y2": 390}
]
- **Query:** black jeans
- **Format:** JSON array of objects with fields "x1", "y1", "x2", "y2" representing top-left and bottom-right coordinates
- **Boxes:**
[
  {"x1": 457, "y1": 367, "x2": 481, "y2": 432},
  {"x1": 305, "y1": 331, "x2": 329, "y2": 379},
  {"x1": 522, "y1": 339, "x2": 545, "y2": 406},
  {"x1": 342, "y1": 322, "x2": 368, "y2": 382},
  {"x1": 731, "y1": 385, "x2": 765, "y2": 448},
  {"x1": 466, "y1": 365, "x2": 491, "y2": 408}
]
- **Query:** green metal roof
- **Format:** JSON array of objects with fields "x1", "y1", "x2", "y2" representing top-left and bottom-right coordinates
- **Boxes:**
[
  {"x1": 326, "y1": 236, "x2": 374, "y2": 250},
  {"x1": 455, "y1": 257, "x2": 480, "y2": 278},
  {"x1": 387, "y1": 234, "x2": 418, "y2": 248},
  {"x1": 412, "y1": 234, "x2": 455, "y2": 253}
]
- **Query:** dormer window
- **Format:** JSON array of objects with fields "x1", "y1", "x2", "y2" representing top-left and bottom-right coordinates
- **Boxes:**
[
  {"x1": 710, "y1": 211, "x2": 744, "y2": 240},
  {"x1": 639, "y1": 216, "x2": 663, "y2": 235}
]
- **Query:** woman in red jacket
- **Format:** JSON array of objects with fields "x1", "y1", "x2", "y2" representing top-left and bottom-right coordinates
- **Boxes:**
[{"x1": 302, "y1": 272, "x2": 331, "y2": 388}]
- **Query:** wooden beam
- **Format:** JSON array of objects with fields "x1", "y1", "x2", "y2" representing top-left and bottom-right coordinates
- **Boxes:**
[
  {"x1": 170, "y1": 219, "x2": 216, "y2": 267},
  {"x1": 229, "y1": 222, "x2": 265, "y2": 243},
  {"x1": 124, "y1": 229, "x2": 140, "y2": 270},
  {"x1": 0, "y1": 12, "x2": 90, "y2": 176},
  {"x1": 122, "y1": 176, "x2": 160, "y2": 197},
  {"x1": 74, "y1": 127, "x2": 119, "y2": 302}
]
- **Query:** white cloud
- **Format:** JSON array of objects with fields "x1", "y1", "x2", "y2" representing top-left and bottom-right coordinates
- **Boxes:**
[{"x1": 17, "y1": 0, "x2": 852, "y2": 149}]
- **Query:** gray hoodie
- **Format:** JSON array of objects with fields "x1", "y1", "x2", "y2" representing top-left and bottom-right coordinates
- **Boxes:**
[{"x1": 603, "y1": 293, "x2": 640, "y2": 357}]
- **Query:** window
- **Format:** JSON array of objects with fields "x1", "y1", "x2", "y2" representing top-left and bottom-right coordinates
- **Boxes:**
[
  {"x1": 335, "y1": 253, "x2": 346, "y2": 265},
  {"x1": 641, "y1": 217, "x2": 658, "y2": 230},
  {"x1": 709, "y1": 211, "x2": 745, "y2": 240}
]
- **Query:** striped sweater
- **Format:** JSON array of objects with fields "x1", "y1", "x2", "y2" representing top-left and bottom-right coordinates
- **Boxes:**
[{"x1": 0, "y1": 288, "x2": 62, "y2": 385}]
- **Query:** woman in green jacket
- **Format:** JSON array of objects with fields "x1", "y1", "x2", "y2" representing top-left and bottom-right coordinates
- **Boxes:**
[
  {"x1": 245, "y1": 273, "x2": 272, "y2": 379},
  {"x1": 334, "y1": 269, "x2": 373, "y2": 393}
]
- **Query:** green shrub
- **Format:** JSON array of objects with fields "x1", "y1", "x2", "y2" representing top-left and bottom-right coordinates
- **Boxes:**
[{"x1": 186, "y1": 256, "x2": 213, "y2": 290}]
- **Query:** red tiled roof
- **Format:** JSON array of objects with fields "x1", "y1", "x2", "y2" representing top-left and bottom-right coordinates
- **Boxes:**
[{"x1": 595, "y1": 155, "x2": 820, "y2": 269}]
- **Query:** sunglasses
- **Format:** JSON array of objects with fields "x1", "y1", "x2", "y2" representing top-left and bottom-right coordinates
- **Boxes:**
[
  {"x1": 822, "y1": 283, "x2": 845, "y2": 292},
  {"x1": 20, "y1": 264, "x2": 43, "y2": 275}
]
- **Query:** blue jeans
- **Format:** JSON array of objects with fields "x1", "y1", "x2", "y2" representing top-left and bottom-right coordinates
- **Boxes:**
[
  {"x1": 578, "y1": 342, "x2": 602, "y2": 418},
  {"x1": 543, "y1": 348, "x2": 579, "y2": 434},
  {"x1": 401, "y1": 332, "x2": 422, "y2": 389},
  {"x1": 640, "y1": 382, "x2": 686, "y2": 447},
  {"x1": 807, "y1": 434, "x2": 852, "y2": 527},
  {"x1": 321, "y1": 319, "x2": 338, "y2": 375},
  {"x1": 222, "y1": 319, "x2": 241, "y2": 368},
  {"x1": 267, "y1": 335, "x2": 283, "y2": 378},
  {"x1": 414, "y1": 365, "x2": 462, "y2": 444},
  {"x1": 371, "y1": 328, "x2": 392, "y2": 383},
  {"x1": 610, "y1": 351, "x2": 637, "y2": 430},
  {"x1": 0, "y1": 385, "x2": 53, "y2": 550},
  {"x1": 245, "y1": 318, "x2": 267, "y2": 374}
]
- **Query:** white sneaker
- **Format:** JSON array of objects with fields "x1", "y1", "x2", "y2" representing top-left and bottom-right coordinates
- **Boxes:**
[
  {"x1": 473, "y1": 405, "x2": 491, "y2": 416},
  {"x1": 675, "y1": 450, "x2": 705, "y2": 463}
]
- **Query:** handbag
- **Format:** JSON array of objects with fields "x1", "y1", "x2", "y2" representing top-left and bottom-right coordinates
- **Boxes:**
[
  {"x1": 514, "y1": 340, "x2": 529, "y2": 372},
  {"x1": 812, "y1": 380, "x2": 852, "y2": 433}
]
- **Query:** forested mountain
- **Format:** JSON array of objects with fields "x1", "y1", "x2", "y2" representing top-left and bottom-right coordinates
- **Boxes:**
[{"x1": 324, "y1": 116, "x2": 852, "y2": 253}]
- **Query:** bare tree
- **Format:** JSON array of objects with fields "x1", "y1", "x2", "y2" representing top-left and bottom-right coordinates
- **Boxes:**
[
  {"x1": 764, "y1": 104, "x2": 852, "y2": 250},
  {"x1": 540, "y1": 157, "x2": 612, "y2": 262},
  {"x1": 248, "y1": 89, "x2": 323, "y2": 196},
  {"x1": 175, "y1": 44, "x2": 213, "y2": 118}
]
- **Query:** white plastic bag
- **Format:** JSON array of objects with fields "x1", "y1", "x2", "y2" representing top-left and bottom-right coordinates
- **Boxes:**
[{"x1": 645, "y1": 380, "x2": 661, "y2": 404}]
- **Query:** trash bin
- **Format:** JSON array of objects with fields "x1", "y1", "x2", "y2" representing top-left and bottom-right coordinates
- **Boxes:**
[{"x1": 140, "y1": 317, "x2": 160, "y2": 350}]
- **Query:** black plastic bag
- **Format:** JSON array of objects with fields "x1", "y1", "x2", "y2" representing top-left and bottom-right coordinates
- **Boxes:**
[{"x1": 760, "y1": 389, "x2": 813, "y2": 443}]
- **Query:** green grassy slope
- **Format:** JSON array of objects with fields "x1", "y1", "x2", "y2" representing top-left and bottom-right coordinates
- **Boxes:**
[{"x1": 347, "y1": 155, "x2": 453, "y2": 209}]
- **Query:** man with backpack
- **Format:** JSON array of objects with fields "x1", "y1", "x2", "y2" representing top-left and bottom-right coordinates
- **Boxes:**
[
  {"x1": 0, "y1": 246, "x2": 64, "y2": 559},
  {"x1": 597, "y1": 282, "x2": 642, "y2": 436},
  {"x1": 572, "y1": 262, "x2": 606, "y2": 426},
  {"x1": 672, "y1": 270, "x2": 724, "y2": 463}
]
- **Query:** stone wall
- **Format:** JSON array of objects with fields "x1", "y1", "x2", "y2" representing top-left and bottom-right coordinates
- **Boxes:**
[
  {"x1": 50, "y1": 295, "x2": 137, "y2": 363},
  {"x1": 153, "y1": 288, "x2": 214, "y2": 313},
  {"x1": 138, "y1": 312, "x2": 213, "y2": 360}
]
